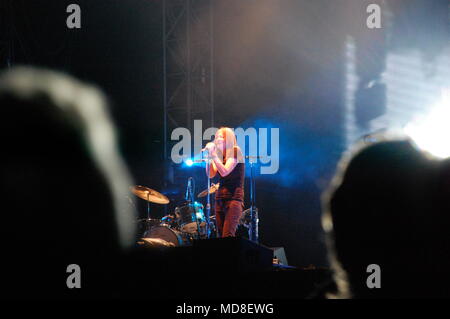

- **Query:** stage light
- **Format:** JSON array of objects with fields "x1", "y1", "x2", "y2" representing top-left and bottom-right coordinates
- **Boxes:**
[
  {"x1": 404, "y1": 90, "x2": 450, "y2": 158},
  {"x1": 185, "y1": 159, "x2": 194, "y2": 167}
]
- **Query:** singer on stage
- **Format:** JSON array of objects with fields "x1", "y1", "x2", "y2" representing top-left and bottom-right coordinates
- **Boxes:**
[{"x1": 204, "y1": 127, "x2": 245, "y2": 237}]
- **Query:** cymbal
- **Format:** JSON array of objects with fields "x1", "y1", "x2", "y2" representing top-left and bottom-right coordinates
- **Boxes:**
[
  {"x1": 197, "y1": 183, "x2": 220, "y2": 198},
  {"x1": 136, "y1": 218, "x2": 161, "y2": 224},
  {"x1": 130, "y1": 185, "x2": 169, "y2": 204}
]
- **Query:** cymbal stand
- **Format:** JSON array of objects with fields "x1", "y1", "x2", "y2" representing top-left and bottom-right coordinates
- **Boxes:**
[
  {"x1": 205, "y1": 157, "x2": 214, "y2": 238},
  {"x1": 146, "y1": 193, "x2": 152, "y2": 234},
  {"x1": 186, "y1": 177, "x2": 201, "y2": 240}
]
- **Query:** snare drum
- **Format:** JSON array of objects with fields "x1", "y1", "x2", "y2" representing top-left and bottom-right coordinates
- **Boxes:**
[{"x1": 175, "y1": 202, "x2": 206, "y2": 234}]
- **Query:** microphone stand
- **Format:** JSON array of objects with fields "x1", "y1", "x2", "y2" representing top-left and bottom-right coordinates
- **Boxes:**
[
  {"x1": 247, "y1": 156, "x2": 259, "y2": 243},
  {"x1": 187, "y1": 177, "x2": 201, "y2": 240},
  {"x1": 205, "y1": 159, "x2": 210, "y2": 239},
  {"x1": 205, "y1": 156, "x2": 216, "y2": 239},
  {"x1": 194, "y1": 156, "x2": 215, "y2": 239}
]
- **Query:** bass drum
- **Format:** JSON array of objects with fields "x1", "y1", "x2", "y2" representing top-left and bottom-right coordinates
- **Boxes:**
[
  {"x1": 142, "y1": 226, "x2": 191, "y2": 247},
  {"x1": 136, "y1": 218, "x2": 162, "y2": 238}
]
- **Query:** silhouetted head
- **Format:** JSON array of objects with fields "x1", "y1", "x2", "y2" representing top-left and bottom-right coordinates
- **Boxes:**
[
  {"x1": 0, "y1": 67, "x2": 137, "y2": 296},
  {"x1": 322, "y1": 135, "x2": 450, "y2": 298}
]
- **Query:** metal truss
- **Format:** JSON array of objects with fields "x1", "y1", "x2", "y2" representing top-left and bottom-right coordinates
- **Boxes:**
[
  {"x1": 163, "y1": 0, "x2": 215, "y2": 188},
  {"x1": 0, "y1": 0, "x2": 13, "y2": 69}
]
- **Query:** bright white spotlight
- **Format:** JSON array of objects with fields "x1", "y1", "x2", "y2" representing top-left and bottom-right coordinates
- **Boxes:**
[
  {"x1": 185, "y1": 159, "x2": 194, "y2": 167},
  {"x1": 404, "y1": 89, "x2": 450, "y2": 158}
]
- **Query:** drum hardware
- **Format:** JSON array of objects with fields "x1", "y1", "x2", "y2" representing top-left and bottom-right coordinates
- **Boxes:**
[
  {"x1": 139, "y1": 217, "x2": 213, "y2": 248},
  {"x1": 190, "y1": 156, "x2": 216, "y2": 238},
  {"x1": 130, "y1": 182, "x2": 219, "y2": 247},
  {"x1": 184, "y1": 177, "x2": 202, "y2": 239},
  {"x1": 185, "y1": 155, "x2": 220, "y2": 238},
  {"x1": 130, "y1": 185, "x2": 169, "y2": 220},
  {"x1": 130, "y1": 185, "x2": 170, "y2": 239},
  {"x1": 130, "y1": 183, "x2": 219, "y2": 247},
  {"x1": 130, "y1": 185, "x2": 170, "y2": 205},
  {"x1": 246, "y1": 156, "x2": 263, "y2": 243},
  {"x1": 197, "y1": 183, "x2": 220, "y2": 237},
  {"x1": 160, "y1": 214, "x2": 176, "y2": 227},
  {"x1": 206, "y1": 218, "x2": 217, "y2": 238}
]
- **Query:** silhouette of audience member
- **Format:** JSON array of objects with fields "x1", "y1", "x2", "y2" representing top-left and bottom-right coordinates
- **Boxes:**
[
  {"x1": 0, "y1": 67, "x2": 137, "y2": 298},
  {"x1": 322, "y1": 134, "x2": 450, "y2": 298}
]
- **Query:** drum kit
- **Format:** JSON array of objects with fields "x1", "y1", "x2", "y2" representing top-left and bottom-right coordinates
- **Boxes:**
[
  {"x1": 132, "y1": 155, "x2": 261, "y2": 248},
  {"x1": 132, "y1": 183, "x2": 221, "y2": 248}
]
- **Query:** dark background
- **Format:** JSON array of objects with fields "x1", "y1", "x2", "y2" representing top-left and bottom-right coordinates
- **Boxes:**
[{"x1": 3, "y1": 0, "x2": 448, "y2": 267}]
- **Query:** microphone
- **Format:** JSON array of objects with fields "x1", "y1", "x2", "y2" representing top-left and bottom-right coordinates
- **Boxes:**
[{"x1": 201, "y1": 142, "x2": 215, "y2": 152}]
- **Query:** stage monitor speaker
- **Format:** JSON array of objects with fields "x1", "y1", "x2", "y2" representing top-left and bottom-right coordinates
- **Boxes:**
[{"x1": 271, "y1": 247, "x2": 288, "y2": 265}]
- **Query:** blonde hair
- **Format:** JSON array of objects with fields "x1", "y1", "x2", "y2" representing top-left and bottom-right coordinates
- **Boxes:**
[{"x1": 215, "y1": 127, "x2": 241, "y2": 162}]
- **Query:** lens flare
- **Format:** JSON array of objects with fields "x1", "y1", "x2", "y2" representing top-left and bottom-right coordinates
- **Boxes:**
[{"x1": 404, "y1": 90, "x2": 450, "y2": 158}]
